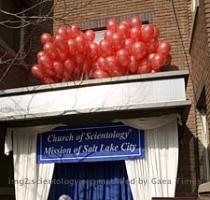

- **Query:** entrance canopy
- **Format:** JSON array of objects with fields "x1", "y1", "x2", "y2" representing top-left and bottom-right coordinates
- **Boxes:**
[
  {"x1": 0, "y1": 70, "x2": 190, "y2": 126},
  {"x1": 2, "y1": 70, "x2": 190, "y2": 200}
]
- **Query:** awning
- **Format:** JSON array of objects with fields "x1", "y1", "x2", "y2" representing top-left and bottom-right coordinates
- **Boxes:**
[{"x1": 0, "y1": 70, "x2": 190, "y2": 126}]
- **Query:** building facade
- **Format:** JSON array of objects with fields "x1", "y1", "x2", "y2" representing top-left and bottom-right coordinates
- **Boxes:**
[
  {"x1": 190, "y1": 0, "x2": 210, "y2": 184},
  {"x1": 0, "y1": 0, "x2": 209, "y2": 199}
]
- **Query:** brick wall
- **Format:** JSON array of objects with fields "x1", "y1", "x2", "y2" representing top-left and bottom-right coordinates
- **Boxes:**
[
  {"x1": 196, "y1": 110, "x2": 209, "y2": 182},
  {"x1": 203, "y1": 0, "x2": 210, "y2": 158},
  {"x1": 190, "y1": 0, "x2": 210, "y2": 185},
  {"x1": 53, "y1": 0, "x2": 197, "y2": 196},
  {"x1": 0, "y1": 0, "x2": 199, "y2": 197}
]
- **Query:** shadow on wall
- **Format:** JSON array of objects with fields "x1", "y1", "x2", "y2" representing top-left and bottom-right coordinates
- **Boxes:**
[
  {"x1": 176, "y1": 123, "x2": 199, "y2": 197},
  {"x1": 161, "y1": 65, "x2": 179, "y2": 72}
]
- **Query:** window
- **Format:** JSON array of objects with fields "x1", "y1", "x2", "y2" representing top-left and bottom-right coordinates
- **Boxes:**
[{"x1": 95, "y1": 30, "x2": 105, "y2": 44}]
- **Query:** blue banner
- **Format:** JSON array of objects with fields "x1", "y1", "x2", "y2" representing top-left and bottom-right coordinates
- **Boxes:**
[{"x1": 37, "y1": 123, "x2": 144, "y2": 164}]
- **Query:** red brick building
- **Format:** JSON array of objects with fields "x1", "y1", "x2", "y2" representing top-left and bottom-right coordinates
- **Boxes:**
[
  {"x1": 0, "y1": 0, "x2": 209, "y2": 199},
  {"x1": 190, "y1": 0, "x2": 210, "y2": 184}
]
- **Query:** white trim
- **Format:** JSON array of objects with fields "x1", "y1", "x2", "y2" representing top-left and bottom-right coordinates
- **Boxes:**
[
  {"x1": 40, "y1": 153, "x2": 143, "y2": 161},
  {"x1": 189, "y1": 0, "x2": 199, "y2": 51}
]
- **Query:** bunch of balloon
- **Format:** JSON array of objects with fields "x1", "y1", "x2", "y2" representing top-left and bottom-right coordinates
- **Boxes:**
[
  {"x1": 92, "y1": 17, "x2": 172, "y2": 79},
  {"x1": 31, "y1": 25, "x2": 98, "y2": 84},
  {"x1": 31, "y1": 17, "x2": 172, "y2": 83}
]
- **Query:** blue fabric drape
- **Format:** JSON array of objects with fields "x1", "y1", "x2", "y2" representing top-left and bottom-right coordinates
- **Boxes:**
[{"x1": 48, "y1": 161, "x2": 133, "y2": 200}]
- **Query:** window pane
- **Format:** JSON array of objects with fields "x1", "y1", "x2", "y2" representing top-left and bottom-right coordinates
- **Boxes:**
[{"x1": 95, "y1": 30, "x2": 105, "y2": 43}]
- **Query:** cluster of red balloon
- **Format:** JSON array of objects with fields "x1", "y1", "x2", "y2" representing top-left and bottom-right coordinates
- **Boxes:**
[
  {"x1": 31, "y1": 17, "x2": 172, "y2": 83},
  {"x1": 32, "y1": 25, "x2": 98, "y2": 83},
  {"x1": 92, "y1": 17, "x2": 171, "y2": 78}
]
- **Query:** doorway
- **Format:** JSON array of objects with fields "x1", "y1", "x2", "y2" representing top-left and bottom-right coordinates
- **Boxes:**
[{"x1": 48, "y1": 161, "x2": 133, "y2": 200}]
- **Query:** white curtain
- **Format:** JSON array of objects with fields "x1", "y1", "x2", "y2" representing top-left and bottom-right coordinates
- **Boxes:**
[
  {"x1": 4, "y1": 125, "x2": 56, "y2": 200},
  {"x1": 121, "y1": 114, "x2": 179, "y2": 200},
  {"x1": 4, "y1": 115, "x2": 178, "y2": 200}
]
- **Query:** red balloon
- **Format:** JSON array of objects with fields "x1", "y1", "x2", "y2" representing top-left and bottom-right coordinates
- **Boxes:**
[
  {"x1": 164, "y1": 54, "x2": 172, "y2": 66},
  {"x1": 157, "y1": 41, "x2": 171, "y2": 55},
  {"x1": 66, "y1": 27, "x2": 76, "y2": 39},
  {"x1": 105, "y1": 56, "x2": 119, "y2": 75},
  {"x1": 146, "y1": 39, "x2": 159, "y2": 54},
  {"x1": 132, "y1": 42, "x2": 147, "y2": 60},
  {"x1": 112, "y1": 66, "x2": 126, "y2": 76},
  {"x1": 73, "y1": 66, "x2": 82, "y2": 80},
  {"x1": 116, "y1": 49, "x2": 130, "y2": 67},
  {"x1": 67, "y1": 39, "x2": 77, "y2": 56},
  {"x1": 130, "y1": 27, "x2": 141, "y2": 41},
  {"x1": 34, "y1": 20, "x2": 173, "y2": 82},
  {"x1": 137, "y1": 58, "x2": 152, "y2": 74},
  {"x1": 99, "y1": 39, "x2": 113, "y2": 57},
  {"x1": 56, "y1": 27, "x2": 68, "y2": 39},
  {"x1": 130, "y1": 17, "x2": 142, "y2": 28},
  {"x1": 41, "y1": 67, "x2": 55, "y2": 77},
  {"x1": 70, "y1": 24, "x2": 80, "y2": 34},
  {"x1": 31, "y1": 64, "x2": 44, "y2": 79},
  {"x1": 85, "y1": 30, "x2": 95, "y2": 41},
  {"x1": 37, "y1": 51, "x2": 45, "y2": 60},
  {"x1": 141, "y1": 25, "x2": 155, "y2": 42},
  {"x1": 54, "y1": 34, "x2": 69, "y2": 54},
  {"x1": 88, "y1": 68, "x2": 95, "y2": 79},
  {"x1": 117, "y1": 24, "x2": 129, "y2": 38},
  {"x1": 97, "y1": 57, "x2": 106, "y2": 69},
  {"x1": 153, "y1": 27, "x2": 160, "y2": 38},
  {"x1": 37, "y1": 52, "x2": 55, "y2": 78},
  {"x1": 89, "y1": 42, "x2": 99, "y2": 61},
  {"x1": 106, "y1": 56, "x2": 127, "y2": 76},
  {"x1": 82, "y1": 59, "x2": 92, "y2": 74},
  {"x1": 63, "y1": 71, "x2": 72, "y2": 82},
  {"x1": 107, "y1": 19, "x2": 118, "y2": 32},
  {"x1": 154, "y1": 67, "x2": 161, "y2": 72},
  {"x1": 121, "y1": 20, "x2": 131, "y2": 29},
  {"x1": 125, "y1": 38, "x2": 134, "y2": 54},
  {"x1": 150, "y1": 53, "x2": 165, "y2": 70},
  {"x1": 75, "y1": 54, "x2": 85, "y2": 66},
  {"x1": 38, "y1": 54, "x2": 52, "y2": 70},
  {"x1": 56, "y1": 48, "x2": 68, "y2": 61},
  {"x1": 96, "y1": 57, "x2": 112, "y2": 75},
  {"x1": 128, "y1": 56, "x2": 138, "y2": 73},
  {"x1": 111, "y1": 33, "x2": 124, "y2": 50},
  {"x1": 43, "y1": 42, "x2": 58, "y2": 60},
  {"x1": 43, "y1": 77, "x2": 57, "y2": 84},
  {"x1": 148, "y1": 53, "x2": 156, "y2": 62},
  {"x1": 53, "y1": 61, "x2": 64, "y2": 78},
  {"x1": 104, "y1": 30, "x2": 114, "y2": 41},
  {"x1": 64, "y1": 59, "x2": 76, "y2": 74},
  {"x1": 40, "y1": 33, "x2": 53, "y2": 45},
  {"x1": 75, "y1": 35, "x2": 87, "y2": 53},
  {"x1": 93, "y1": 69, "x2": 110, "y2": 79}
]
